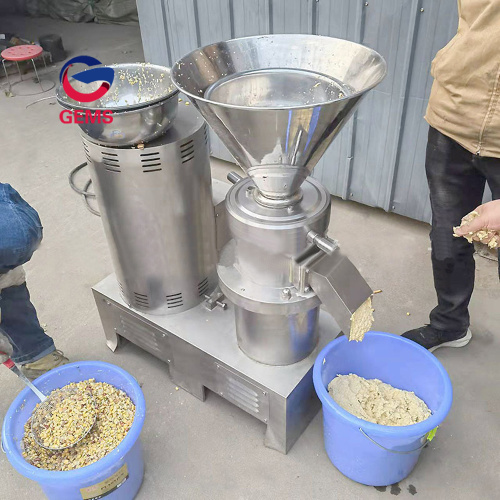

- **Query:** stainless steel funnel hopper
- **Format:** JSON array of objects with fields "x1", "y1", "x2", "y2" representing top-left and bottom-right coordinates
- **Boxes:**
[{"x1": 171, "y1": 34, "x2": 386, "y2": 201}]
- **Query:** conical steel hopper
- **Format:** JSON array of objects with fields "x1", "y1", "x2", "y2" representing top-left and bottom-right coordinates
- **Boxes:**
[{"x1": 171, "y1": 34, "x2": 386, "y2": 201}]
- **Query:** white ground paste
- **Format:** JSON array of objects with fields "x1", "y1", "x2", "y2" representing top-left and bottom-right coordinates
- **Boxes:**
[
  {"x1": 349, "y1": 297, "x2": 374, "y2": 342},
  {"x1": 328, "y1": 374, "x2": 431, "y2": 426}
]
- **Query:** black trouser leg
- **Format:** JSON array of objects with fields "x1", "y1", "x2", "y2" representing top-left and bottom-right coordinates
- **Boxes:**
[{"x1": 426, "y1": 127, "x2": 485, "y2": 332}]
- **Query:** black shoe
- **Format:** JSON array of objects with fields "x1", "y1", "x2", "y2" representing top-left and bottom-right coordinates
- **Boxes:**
[{"x1": 402, "y1": 325, "x2": 472, "y2": 352}]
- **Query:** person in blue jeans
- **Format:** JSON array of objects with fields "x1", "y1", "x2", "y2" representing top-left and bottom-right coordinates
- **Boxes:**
[{"x1": 0, "y1": 184, "x2": 68, "y2": 379}]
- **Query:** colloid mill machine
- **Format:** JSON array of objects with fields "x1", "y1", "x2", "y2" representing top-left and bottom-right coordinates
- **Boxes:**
[{"x1": 62, "y1": 35, "x2": 386, "y2": 453}]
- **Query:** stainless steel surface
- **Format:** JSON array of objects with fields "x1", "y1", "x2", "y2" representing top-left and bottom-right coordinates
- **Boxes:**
[
  {"x1": 218, "y1": 241, "x2": 320, "y2": 365},
  {"x1": 227, "y1": 171, "x2": 243, "y2": 185},
  {"x1": 295, "y1": 247, "x2": 373, "y2": 335},
  {"x1": 235, "y1": 306, "x2": 319, "y2": 366},
  {"x1": 9, "y1": 363, "x2": 46, "y2": 402},
  {"x1": 203, "y1": 286, "x2": 226, "y2": 311},
  {"x1": 84, "y1": 104, "x2": 217, "y2": 315},
  {"x1": 307, "y1": 230, "x2": 338, "y2": 255},
  {"x1": 171, "y1": 34, "x2": 386, "y2": 200},
  {"x1": 223, "y1": 177, "x2": 330, "y2": 288},
  {"x1": 171, "y1": 34, "x2": 383, "y2": 362},
  {"x1": 218, "y1": 242, "x2": 320, "y2": 316},
  {"x1": 211, "y1": 178, "x2": 231, "y2": 255},
  {"x1": 57, "y1": 63, "x2": 177, "y2": 110},
  {"x1": 218, "y1": 178, "x2": 329, "y2": 365},
  {"x1": 57, "y1": 64, "x2": 179, "y2": 146},
  {"x1": 78, "y1": 98, "x2": 178, "y2": 146},
  {"x1": 93, "y1": 274, "x2": 339, "y2": 453}
]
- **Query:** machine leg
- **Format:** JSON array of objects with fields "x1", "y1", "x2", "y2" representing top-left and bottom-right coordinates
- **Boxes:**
[
  {"x1": 264, "y1": 418, "x2": 287, "y2": 453},
  {"x1": 168, "y1": 366, "x2": 206, "y2": 402},
  {"x1": 264, "y1": 393, "x2": 289, "y2": 454},
  {"x1": 105, "y1": 327, "x2": 121, "y2": 352},
  {"x1": 264, "y1": 371, "x2": 321, "y2": 454}
]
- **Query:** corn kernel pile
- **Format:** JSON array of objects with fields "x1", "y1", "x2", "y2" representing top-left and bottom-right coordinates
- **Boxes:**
[
  {"x1": 32, "y1": 385, "x2": 96, "y2": 450},
  {"x1": 22, "y1": 380, "x2": 135, "y2": 471}
]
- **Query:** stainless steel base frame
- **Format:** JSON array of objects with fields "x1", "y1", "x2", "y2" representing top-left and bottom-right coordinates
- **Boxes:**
[{"x1": 93, "y1": 274, "x2": 339, "y2": 454}]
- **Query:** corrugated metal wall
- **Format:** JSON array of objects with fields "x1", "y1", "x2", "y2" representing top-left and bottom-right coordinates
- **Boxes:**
[{"x1": 136, "y1": 0, "x2": 459, "y2": 223}]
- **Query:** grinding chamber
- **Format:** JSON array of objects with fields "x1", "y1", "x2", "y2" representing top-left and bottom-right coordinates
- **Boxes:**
[{"x1": 172, "y1": 34, "x2": 386, "y2": 364}]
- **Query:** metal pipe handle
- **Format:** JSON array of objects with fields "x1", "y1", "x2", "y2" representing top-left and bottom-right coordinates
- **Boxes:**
[
  {"x1": 227, "y1": 171, "x2": 243, "y2": 184},
  {"x1": 1, "y1": 352, "x2": 46, "y2": 402},
  {"x1": 307, "y1": 230, "x2": 338, "y2": 255},
  {"x1": 359, "y1": 428, "x2": 428, "y2": 454}
]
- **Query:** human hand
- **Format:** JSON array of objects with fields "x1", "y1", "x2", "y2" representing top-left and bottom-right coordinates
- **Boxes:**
[
  {"x1": 453, "y1": 200, "x2": 500, "y2": 249},
  {"x1": 455, "y1": 200, "x2": 500, "y2": 234}
]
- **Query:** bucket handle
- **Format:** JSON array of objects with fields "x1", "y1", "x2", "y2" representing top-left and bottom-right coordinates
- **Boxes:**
[{"x1": 359, "y1": 428, "x2": 428, "y2": 454}]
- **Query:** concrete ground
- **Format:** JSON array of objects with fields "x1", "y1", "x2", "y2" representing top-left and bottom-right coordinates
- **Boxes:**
[{"x1": 1, "y1": 14, "x2": 499, "y2": 500}]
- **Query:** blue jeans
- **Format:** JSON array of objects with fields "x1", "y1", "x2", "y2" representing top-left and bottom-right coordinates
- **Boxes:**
[{"x1": 0, "y1": 183, "x2": 55, "y2": 363}]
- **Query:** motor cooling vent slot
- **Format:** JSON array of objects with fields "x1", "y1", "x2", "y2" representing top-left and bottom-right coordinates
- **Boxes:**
[
  {"x1": 119, "y1": 314, "x2": 160, "y2": 355},
  {"x1": 180, "y1": 139, "x2": 195, "y2": 163},
  {"x1": 198, "y1": 277, "x2": 209, "y2": 297},
  {"x1": 101, "y1": 151, "x2": 121, "y2": 173},
  {"x1": 166, "y1": 292, "x2": 183, "y2": 308},
  {"x1": 203, "y1": 125, "x2": 209, "y2": 145},
  {"x1": 83, "y1": 143, "x2": 92, "y2": 163},
  {"x1": 213, "y1": 364, "x2": 270, "y2": 423},
  {"x1": 133, "y1": 292, "x2": 149, "y2": 308},
  {"x1": 140, "y1": 151, "x2": 162, "y2": 173}
]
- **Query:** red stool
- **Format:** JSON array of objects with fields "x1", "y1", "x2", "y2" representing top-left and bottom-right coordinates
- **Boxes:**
[{"x1": 1, "y1": 44, "x2": 51, "y2": 95}]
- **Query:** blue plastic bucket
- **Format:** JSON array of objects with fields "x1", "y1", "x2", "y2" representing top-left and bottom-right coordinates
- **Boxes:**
[
  {"x1": 313, "y1": 332, "x2": 452, "y2": 486},
  {"x1": 2, "y1": 361, "x2": 146, "y2": 499}
]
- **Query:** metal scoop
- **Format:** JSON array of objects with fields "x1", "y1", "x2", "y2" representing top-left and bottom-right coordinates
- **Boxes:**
[
  {"x1": 30, "y1": 385, "x2": 97, "y2": 451},
  {"x1": 2, "y1": 353, "x2": 96, "y2": 450}
]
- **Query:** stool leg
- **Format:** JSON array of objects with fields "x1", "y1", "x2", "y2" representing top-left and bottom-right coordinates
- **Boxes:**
[
  {"x1": 2, "y1": 59, "x2": 12, "y2": 94},
  {"x1": 40, "y1": 54, "x2": 48, "y2": 81},
  {"x1": 31, "y1": 58, "x2": 44, "y2": 92},
  {"x1": 16, "y1": 61, "x2": 22, "y2": 81}
]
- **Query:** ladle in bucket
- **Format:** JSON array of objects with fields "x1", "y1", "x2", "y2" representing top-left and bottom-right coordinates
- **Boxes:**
[{"x1": 1, "y1": 352, "x2": 96, "y2": 450}]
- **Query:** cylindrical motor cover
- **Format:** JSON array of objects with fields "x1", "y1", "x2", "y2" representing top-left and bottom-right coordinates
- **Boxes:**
[
  {"x1": 84, "y1": 105, "x2": 217, "y2": 314},
  {"x1": 235, "y1": 305, "x2": 320, "y2": 366}
]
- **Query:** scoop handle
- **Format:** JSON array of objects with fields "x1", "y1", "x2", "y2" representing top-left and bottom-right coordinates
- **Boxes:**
[
  {"x1": 2, "y1": 357, "x2": 14, "y2": 369},
  {"x1": 1, "y1": 351, "x2": 47, "y2": 402}
]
